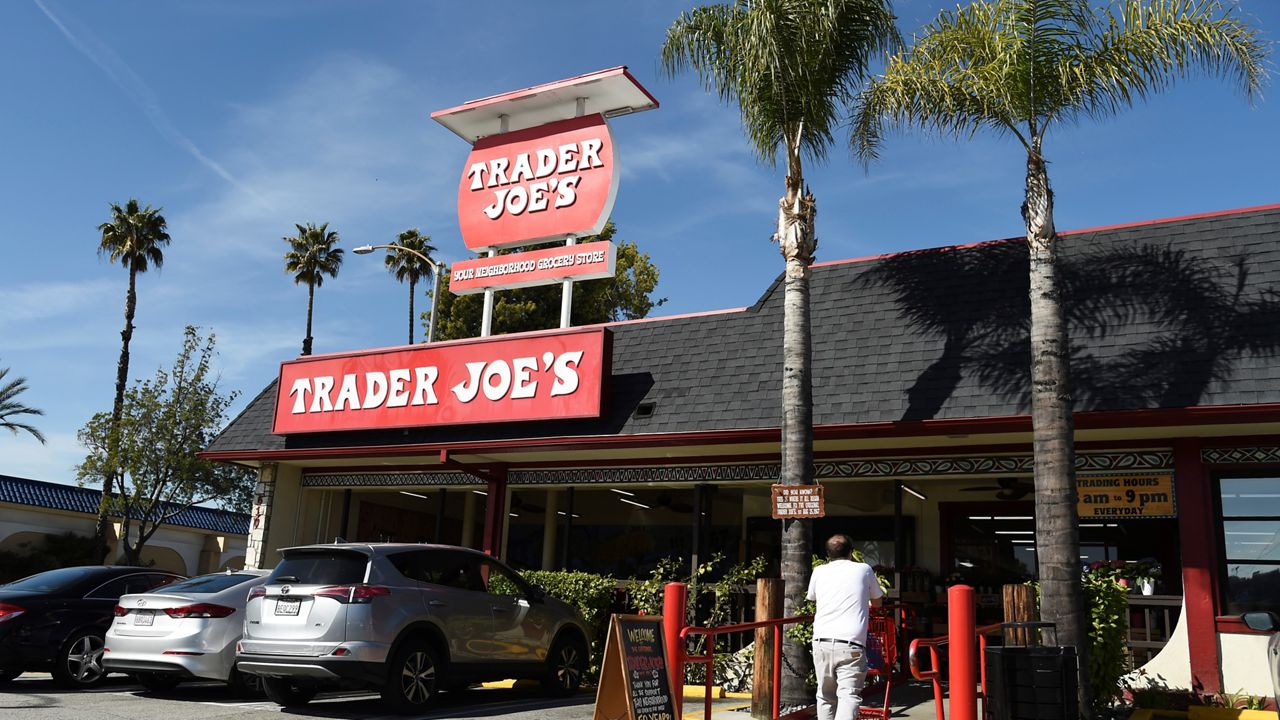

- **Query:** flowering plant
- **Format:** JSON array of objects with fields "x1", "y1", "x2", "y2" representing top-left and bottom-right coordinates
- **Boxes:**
[{"x1": 1085, "y1": 559, "x2": 1161, "y2": 588}]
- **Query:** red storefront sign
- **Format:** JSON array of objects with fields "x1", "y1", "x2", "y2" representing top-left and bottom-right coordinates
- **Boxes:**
[
  {"x1": 272, "y1": 328, "x2": 610, "y2": 434},
  {"x1": 450, "y1": 242, "x2": 616, "y2": 295},
  {"x1": 456, "y1": 114, "x2": 617, "y2": 251}
]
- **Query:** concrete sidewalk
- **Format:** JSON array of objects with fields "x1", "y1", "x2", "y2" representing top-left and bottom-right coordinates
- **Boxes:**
[{"x1": 674, "y1": 680, "x2": 945, "y2": 720}]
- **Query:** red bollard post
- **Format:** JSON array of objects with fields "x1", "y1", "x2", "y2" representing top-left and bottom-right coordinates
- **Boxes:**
[
  {"x1": 948, "y1": 585, "x2": 977, "y2": 720},
  {"x1": 662, "y1": 582, "x2": 688, "y2": 717}
]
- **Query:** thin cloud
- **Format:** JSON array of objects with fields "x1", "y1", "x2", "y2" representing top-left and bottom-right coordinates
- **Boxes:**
[{"x1": 32, "y1": 0, "x2": 270, "y2": 209}]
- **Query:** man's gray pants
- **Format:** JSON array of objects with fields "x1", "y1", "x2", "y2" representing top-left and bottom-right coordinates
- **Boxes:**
[{"x1": 812, "y1": 639, "x2": 868, "y2": 720}]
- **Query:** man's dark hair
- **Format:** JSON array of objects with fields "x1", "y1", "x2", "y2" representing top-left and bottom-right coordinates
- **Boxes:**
[{"x1": 825, "y1": 534, "x2": 853, "y2": 560}]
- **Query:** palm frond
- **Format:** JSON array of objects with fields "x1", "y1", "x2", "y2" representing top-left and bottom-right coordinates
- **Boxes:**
[
  {"x1": 283, "y1": 222, "x2": 344, "y2": 288},
  {"x1": 97, "y1": 198, "x2": 171, "y2": 273},
  {"x1": 0, "y1": 365, "x2": 46, "y2": 444},
  {"x1": 1066, "y1": 0, "x2": 1268, "y2": 123},
  {"x1": 664, "y1": 0, "x2": 899, "y2": 166},
  {"x1": 385, "y1": 229, "x2": 438, "y2": 285},
  {"x1": 852, "y1": 0, "x2": 1268, "y2": 162}
]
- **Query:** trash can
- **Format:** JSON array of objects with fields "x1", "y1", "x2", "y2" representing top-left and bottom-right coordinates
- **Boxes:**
[{"x1": 984, "y1": 622, "x2": 1078, "y2": 720}]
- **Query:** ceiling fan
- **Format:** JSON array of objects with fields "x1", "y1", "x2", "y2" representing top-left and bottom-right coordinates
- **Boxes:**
[
  {"x1": 654, "y1": 494, "x2": 695, "y2": 513},
  {"x1": 509, "y1": 495, "x2": 545, "y2": 514},
  {"x1": 960, "y1": 477, "x2": 1033, "y2": 501}
]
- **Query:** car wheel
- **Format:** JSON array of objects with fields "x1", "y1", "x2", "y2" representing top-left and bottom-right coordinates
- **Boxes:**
[
  {"x1": 381, "y1": 641, "x2": 439, "y2": 713},
  {"x1": 541, "y1": 635, "x2": 587, "y2": 697},
  {"x1": 262, "y1": 677, "x2": 318, "y2": 707},
  {"x1": 132, "y1": 672, "x2": 182, "y2": 693},
  {"x1": 227, "y1": 665, "x2": 264, "y2": 698},
  {"x1": 52, "y1": 630, "x2": 108, "y2": 688},
  {"x1": 0, "y1": 670, "x2": 21, "y2": 684}
]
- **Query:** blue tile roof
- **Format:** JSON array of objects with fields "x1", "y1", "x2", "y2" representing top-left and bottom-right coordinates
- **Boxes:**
[{"x1": 0, "y1": 475, "x2": 249, "y2": 536}]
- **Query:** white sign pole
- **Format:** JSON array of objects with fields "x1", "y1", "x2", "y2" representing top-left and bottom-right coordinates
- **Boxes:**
[
  {"x1": 481, "y1": 113, "x2": 511, "y2": 338},
  {"x1": 560, "y1": 98, "x2": 588, "y2": 329}
]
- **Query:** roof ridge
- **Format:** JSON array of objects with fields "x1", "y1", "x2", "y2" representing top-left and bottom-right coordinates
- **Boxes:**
[{"x1": 811, "y1": 202, "x2": 1280, "y2": 271}]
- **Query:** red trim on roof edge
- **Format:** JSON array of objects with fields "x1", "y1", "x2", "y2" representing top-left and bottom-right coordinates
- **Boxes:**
[
  {"x1": 200, "y1": 403, "x2": 1280, "y2": 463},
  {"x1": 811, "y1": 202, "x2": 1280, "y2": 270}
]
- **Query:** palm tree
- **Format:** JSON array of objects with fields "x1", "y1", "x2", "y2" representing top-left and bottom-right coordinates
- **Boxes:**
[
  {"x1": 0, "y1": 364, "x2": 46, "y2": 443},
  {"x1": 662, "y1": 0, "x2": 899, "y2": 703},
  {"x1": 97, "y1": 198, "x2": 171, "y2": 554},
  {"x1": 283, "y1": 222, "x2": 344, "y2": 356},
  {"x1": 385, "y1": 229, "x2": 437, "y2": 344},
  {"x1": 853, "y1": 1, "x2": 1265, "y2": 711}
]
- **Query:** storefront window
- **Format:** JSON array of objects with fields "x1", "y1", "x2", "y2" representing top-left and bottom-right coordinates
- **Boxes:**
[
  {"x1": 1218, "y1": 475, "x2": 1280, "y2": 613},
  {"x1": 941, "y1": 502, "x2": 1182, "y2": 594}
]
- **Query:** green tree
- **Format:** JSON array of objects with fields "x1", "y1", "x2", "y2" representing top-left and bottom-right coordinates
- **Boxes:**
[
  {"x1": 384, "y1": 229, "x2": 438, "y2": 344},
  {"x1": 0, "y1": 363, "x2": 45, "y2": 443},
  {"x1": 852, "y1": 1, "x2": 1266, "y2": 710},
  {"x1": 662, "y1": 0, "x2": 899, "y2": 702},
  {"x1": 76, "y1": 327, "x2": 255, "y2": 566},
  {"x1": 96, "y1": 198, "x2": 171, "y2": 556},
  {"x1": 283, "y1": 222, "x2": 344, "y2": 356},
  {"x1": 432, "y1": 222, "x2": 666, "y2": 339}
]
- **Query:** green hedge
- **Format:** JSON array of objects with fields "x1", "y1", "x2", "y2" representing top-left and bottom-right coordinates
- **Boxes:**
[{"x1": 502, "y1": 569, "x2": 620, "y2": 680}]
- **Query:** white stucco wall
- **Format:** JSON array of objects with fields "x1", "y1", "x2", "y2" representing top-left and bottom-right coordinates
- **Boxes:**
[
  {"x1": 1219, "y1": 633, "x2": 1276, "y2": 697},
  {"x1": 1125, "y1": 602, "x2": 1193, "y2": 690},
  {"x1": 0, "y1": 502, "x2": 247, "y2": 578}
]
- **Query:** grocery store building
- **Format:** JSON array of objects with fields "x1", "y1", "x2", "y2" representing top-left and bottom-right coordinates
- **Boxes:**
[{"x1": 204, "y1": 203, "x2": 1280, "y2": 696}]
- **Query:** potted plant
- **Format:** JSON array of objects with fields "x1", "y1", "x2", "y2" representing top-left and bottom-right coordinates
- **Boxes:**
[{"x1": 1130, "y1": 560, "x2": 1162, "y2": 595}]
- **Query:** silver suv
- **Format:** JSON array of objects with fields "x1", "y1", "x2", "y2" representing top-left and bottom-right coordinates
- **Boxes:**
[{"x1": 236, "y1": 543, "x2": 590, "y2": 713}]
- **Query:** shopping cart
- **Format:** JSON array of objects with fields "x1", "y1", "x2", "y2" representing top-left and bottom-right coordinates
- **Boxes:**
[{"x1": 857, "y1": 606, "x2": 903, "y2": 720}]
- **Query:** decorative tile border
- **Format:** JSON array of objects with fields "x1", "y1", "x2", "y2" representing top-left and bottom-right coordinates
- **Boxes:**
[
  {"x1": 512, "y1": 464, "x2": 781, "y2": 486},
  {"x1": 303, "y1": 471, "x2": 481, "y2": 488},
  {"x1": 297, "y1": 450, "x2": 1173, "y2": 488},
  {"x1": 1201, "y1": 446, "x2": 1280, "y2": 465}
]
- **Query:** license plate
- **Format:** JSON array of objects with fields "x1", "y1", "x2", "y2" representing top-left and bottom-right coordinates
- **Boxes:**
[
  {"x1": 134, "y1": 611, "x2": 154, "y2": 626},
  {"x1": 275, "y1": 598, "x2": 301, "y2": 616}
]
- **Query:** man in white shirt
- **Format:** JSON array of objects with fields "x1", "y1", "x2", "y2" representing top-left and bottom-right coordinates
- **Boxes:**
[{"x1": 806, "y1": 534, "x2": 885, "y2": 720}]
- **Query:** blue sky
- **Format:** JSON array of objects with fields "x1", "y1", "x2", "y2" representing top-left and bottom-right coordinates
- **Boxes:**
[{"x1": 2, "y1": 0, "x2": 1278, "y2": 483}]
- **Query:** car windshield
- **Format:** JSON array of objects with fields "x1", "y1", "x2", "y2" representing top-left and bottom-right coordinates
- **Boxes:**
[
  {"x1": 272, "y1": 550, "x2": 367, "y2": 585},
  {"x1": 155, "y1": 573, "x2": 260, "y2": 594},
  {"x1": 2, "y1": 567, "x2": 101, "y2": 593}
]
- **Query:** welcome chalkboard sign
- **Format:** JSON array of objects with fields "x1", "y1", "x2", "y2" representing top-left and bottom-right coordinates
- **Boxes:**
[{"x1": 592, "y1": 615, "x2": 676, "y2": 720}]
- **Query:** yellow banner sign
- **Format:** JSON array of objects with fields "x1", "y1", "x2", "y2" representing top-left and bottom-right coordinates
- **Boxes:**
[{"x1": 1076, "y1": 473, "x2": 1176, "y2": 519}]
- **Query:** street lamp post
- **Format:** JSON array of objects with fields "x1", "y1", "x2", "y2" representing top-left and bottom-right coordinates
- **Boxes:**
[{"x1": 354, "y1": 244, "x2": 446, "y2": 344}]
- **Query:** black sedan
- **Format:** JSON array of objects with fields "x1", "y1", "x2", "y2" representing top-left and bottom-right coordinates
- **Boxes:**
[{"x1": 0, "y1": 566, "x2": 184, "y2": 688}]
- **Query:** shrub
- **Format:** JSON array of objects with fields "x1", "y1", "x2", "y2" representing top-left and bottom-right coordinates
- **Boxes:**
[
  {"x1": 0, "y1": 532, "x2": 99, "y2": 583},
  {"x1": 1031, "y1": 572, "x2": 1129, "y2": 716},
  {"x1": 1082, "y1": 573, "x2": 1129, "y2": 712},
  {"x1": 504, "y1": 569, "x2": 619, "y2": 681}
]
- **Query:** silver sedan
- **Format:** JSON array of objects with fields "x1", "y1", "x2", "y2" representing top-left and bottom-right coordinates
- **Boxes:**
[{"x1": 104, "y1": 569, "x2": 270, "y2": 695}]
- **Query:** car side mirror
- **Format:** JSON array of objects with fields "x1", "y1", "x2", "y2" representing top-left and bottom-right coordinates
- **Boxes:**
[
  {"x1": 530, "y1": 584, "x2": 547, "y2": 603},
  {"x1": 1242, "y1": 611, "x2": 1279, "y2": 632}
]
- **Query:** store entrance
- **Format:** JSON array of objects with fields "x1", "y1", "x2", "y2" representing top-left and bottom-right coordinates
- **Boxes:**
[{"x1": 939, "y1": 501, "x2": 1183, "y2": 624}]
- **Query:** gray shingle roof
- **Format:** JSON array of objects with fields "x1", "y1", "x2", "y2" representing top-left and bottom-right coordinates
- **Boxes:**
[
  {"x1": 207, "y1": 206, "x2": 1280, "y2": 455},
  {"x1": 0, "y1": 474, "x2": 250, "y2": 536}
]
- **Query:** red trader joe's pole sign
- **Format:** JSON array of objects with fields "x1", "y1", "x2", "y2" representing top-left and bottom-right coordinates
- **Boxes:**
[
  {"x1": 456, "y1": 114, "x2": 617, "y2": 252},
  {"x1": 272, "y1": 328, "x2": 610, "y2": 434}
]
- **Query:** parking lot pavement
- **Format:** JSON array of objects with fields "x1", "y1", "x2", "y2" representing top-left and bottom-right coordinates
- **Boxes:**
[{"x1": 0, "y1": 674, "x2": 597, "y2": 720}]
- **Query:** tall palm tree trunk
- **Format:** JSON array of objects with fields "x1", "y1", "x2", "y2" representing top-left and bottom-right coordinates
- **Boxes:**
[
  {"x1": 408, "y1": 277, "x2": 416, "y2": 345},
  {"x1": 778, "y1": 165, "x2": 817, "y2": 706},
  {"x1": 95, "y1": 265, "x2": 138, "y2": 560},
  {"x1": 1023, "y1": 145, "x2": 1092, "y2": 715},
  {"x1": 303, "y1": 284, "x2": 315, "y2": 356}
]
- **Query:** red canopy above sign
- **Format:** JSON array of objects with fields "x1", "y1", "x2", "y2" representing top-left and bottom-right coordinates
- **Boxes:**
[
  {"x1": 272, "y1": 328, "x2": 610, "y2": 434},
  {"x1": 431, "y1": 66, "x2": 658, "y2": 143}
]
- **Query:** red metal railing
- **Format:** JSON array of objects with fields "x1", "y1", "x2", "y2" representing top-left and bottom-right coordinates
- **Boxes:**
[
  {"x1": 664, "y1": 580, "x2": 918, "y2": 720},
  {"x1": 681, "y1": 614, "x2": 812, "y2": 720},
  {"x1": 908, "y1": 621, "x2": 1003, "y2": 720}
]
